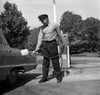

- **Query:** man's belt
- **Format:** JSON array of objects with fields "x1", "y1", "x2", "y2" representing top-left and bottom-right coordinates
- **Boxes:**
[{"x1": 43, "y1": 39, "x2": 56, "y2": 43}]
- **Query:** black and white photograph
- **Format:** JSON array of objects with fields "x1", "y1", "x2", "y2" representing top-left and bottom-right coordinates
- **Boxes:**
[{"x1": 0, "y1": 0, "x2": 100, "y2": 95}]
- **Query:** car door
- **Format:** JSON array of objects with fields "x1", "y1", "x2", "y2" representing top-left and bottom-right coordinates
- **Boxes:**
[{"x1": 0, "y1": 35, "x2": 11, "y2": 80}]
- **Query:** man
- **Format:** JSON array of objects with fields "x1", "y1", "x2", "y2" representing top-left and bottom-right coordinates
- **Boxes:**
[{"x1": 32, "y1": 14, "x2": 65, "y2": 83}]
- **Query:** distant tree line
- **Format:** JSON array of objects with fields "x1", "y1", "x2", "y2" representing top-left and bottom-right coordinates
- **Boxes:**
[
  {"x1": 60, "y1": 11, "x2": 100, "y2": 54},
  {"x1": 0, "y1": 2, "x2": 100, "y2": 54}
]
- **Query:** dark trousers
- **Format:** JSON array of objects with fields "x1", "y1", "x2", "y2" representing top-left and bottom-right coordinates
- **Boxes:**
[{"x1": 42, "y1": 40, "x2": 61, "y2": 79}]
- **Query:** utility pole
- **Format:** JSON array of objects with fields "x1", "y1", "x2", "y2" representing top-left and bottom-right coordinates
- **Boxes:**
[{"x1": 53, "y1": 0, "x2": 56, "y2": 23}]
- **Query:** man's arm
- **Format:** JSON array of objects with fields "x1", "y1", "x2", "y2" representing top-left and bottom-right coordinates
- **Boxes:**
[
  {"x1": 34, "y1": 29, "x2": 43, "y2": 52},
  {"x1": 55, "y1": 24, "x2": 64, "y2": 44}
]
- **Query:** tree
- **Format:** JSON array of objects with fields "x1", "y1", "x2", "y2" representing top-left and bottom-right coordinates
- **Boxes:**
[
  {"x1": 60, "y1": 11, "x2": 82, "y2": 42},
  {"x1": 0, "y1": 2, "x2": 30, "y2": 48},
  {"x1": 60, "y1": 11, "x2": 84, "y2": 54},
  {"x1": 60, "y1": 11, "x2": 100, "y2": 54},
  {"x1": 83, "y1": 17, "x2": 100, "y2": 52}
]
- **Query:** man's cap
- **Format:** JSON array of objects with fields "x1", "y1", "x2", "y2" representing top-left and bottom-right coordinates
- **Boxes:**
[{"x1": 38, "y1": 14, "x2": 48, "y2": 21}]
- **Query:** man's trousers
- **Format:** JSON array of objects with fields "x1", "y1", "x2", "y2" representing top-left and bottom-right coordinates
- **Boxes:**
[{"x1": 42, "y1": 40, "x2": 61, "y2": 79}]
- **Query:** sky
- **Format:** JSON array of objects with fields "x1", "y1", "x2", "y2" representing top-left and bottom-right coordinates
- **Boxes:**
[{"x1": 0, "y1": 0, "x2": 100, "y2": 29}]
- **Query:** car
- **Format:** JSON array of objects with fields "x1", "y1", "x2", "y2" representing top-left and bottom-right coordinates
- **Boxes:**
[{"x1": 0, "y1": 28, "x2": 37, "y2": 85}]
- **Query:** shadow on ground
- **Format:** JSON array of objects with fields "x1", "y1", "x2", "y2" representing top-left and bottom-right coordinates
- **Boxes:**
[{"x1": 0, "y1": 73, "x2": 41, "y2": 95}]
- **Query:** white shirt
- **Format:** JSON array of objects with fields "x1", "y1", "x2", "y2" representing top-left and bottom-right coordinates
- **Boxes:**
[
  {"x1": 35, "y1": 23, "x2": 64, "y2": 51},
  {"x1": 43, "y1": 23, "x2": 57, "y2": 41}
]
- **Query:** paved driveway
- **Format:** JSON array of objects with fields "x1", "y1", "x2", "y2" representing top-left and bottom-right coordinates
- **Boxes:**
[{"x1": 1, "y1": 56, "x2": 100, "y2": 95}]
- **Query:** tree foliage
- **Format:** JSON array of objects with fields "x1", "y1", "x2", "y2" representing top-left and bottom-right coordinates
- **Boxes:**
[
  {"x1": 60, "y1": 11, "x2": 82, "y2": 42},
  {"x1": 0, "y1": 2, "x2": 30, "y2": 48},
  {"x1": 60, "y1": 11, "x2": 100, "y2": 54},
  {"x1": 83, "y1": 17, "x2": 100, "y2": 52}
]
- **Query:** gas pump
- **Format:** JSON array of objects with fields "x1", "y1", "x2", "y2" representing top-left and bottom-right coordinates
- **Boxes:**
[
  {"x1": 62, "y1": 33, "x2": 70, "y2": 69},
  {"x1": 59, "y1": 33, "x2": 71, "y2": 76}
]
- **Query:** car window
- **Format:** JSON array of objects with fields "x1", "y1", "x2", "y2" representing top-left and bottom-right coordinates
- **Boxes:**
[
  {"x1": 0, "y1": 36, "x2": 3, "y2": 45},
  {"x1": 0, "y1": 29, "x2": 9, "y2": 46}
]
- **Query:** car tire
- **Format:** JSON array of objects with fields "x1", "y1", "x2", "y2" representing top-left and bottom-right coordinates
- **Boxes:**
[{"x1": 7, "y1": 68, "x2": 18, "y2": 85}]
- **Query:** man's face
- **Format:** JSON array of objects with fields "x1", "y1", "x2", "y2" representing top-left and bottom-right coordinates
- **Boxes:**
[{"x1": 42, "y1": 18, "x2": 49, "y2": 25}]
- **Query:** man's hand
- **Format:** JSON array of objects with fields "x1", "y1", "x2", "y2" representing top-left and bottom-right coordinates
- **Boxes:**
[
  {"x1": 60, "y1": 43, "x2": 64, "y2": 49},
  {"x1": 60, "y1": 43, "x2": 65, "y2": 54},
  {"x1": 29, "y1": 50, "x2": 36, "y2": 56},
  {"x1": 66, "y1": 42, "x2": 69, "y2": 46},
  {"x1": 33, "y1": 50, "x2": 38, "y2": 55},
  {"x1": 31, "y1": 50, "x2": 39, "y2": 56}
]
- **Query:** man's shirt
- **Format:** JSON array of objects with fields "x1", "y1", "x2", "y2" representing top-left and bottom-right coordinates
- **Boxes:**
[
  {"x1": 35, "y1": 23, "x2": 64, "y2": 51},
  {"x1": 42, "y1": 23, "x2": 57, "y2": 41}
]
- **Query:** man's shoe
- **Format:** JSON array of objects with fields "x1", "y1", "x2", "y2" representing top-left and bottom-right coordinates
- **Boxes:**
[
  {"x1": 57, "y1": 77, "x2": 63, "y2": 83},
  {"x1": 57, "y1": 73, "x2": 63, "y2": 83},
  {"x1": 38, "y1": 78, "x2": 47, "y2": 83}
]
